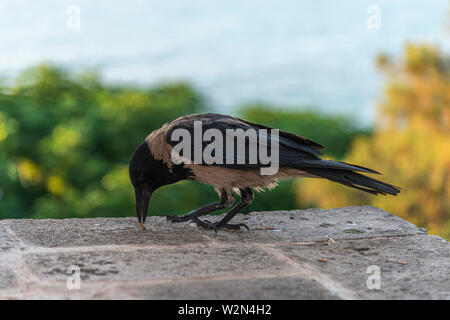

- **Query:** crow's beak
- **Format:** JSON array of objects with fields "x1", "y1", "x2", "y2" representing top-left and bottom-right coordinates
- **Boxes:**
[{"x1": 135, "y1": 187, "x2": 152, "y2": 230}]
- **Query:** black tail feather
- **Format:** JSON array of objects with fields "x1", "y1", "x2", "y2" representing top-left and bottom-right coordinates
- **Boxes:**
[
  {"x1": 296, "y1": 159, "x2": 380, "y2": 174},
  {"x1": 303, "y1": 167, "x2": 400, "y2": 196}
]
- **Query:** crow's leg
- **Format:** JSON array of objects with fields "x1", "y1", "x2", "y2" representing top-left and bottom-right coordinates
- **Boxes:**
[
  {"x1": 165, "y1": 189, "x2": 233, "y2": 223},
  {"x1": 194, "y1": 187, "x2": 254, "y2": 231}
]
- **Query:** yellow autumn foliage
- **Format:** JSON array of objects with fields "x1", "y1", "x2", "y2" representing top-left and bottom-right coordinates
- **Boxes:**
[{"x1": 297, "y1": 44, "x2": 450, "y2": 239}]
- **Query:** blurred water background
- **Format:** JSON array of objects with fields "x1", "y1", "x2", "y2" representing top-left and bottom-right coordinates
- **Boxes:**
[{"x1": 1, "y1": 0, "x2": 448, "y2": 125}]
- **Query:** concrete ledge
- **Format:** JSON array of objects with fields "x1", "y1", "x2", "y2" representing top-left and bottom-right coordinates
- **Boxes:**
[{"x1": 0, "y1": 206, "x2": 448, "y2": 299}]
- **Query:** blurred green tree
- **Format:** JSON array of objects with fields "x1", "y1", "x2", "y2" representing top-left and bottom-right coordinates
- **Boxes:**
[{"x1": 0, "y1": 64, "x2": 371, "y2": 220}]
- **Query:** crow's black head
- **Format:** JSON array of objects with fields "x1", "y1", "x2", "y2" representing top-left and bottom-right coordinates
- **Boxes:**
[
  {"x1": 129, "y1": 140, "x2": 191, "y2": 227},
  {"x1": 129, "y1": 142, "x2": 158, "y2": 189},
  {"x1": 129, "y1": 141, "x2": 161, "y2": 226}
]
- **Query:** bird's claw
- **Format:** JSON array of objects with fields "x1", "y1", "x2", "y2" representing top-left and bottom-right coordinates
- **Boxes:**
[
  {"x1": 191, "y1": 218, "x2": 218, "y2": 232},
  {"x1": 192, "y1": 218, "x2": 249, "y2": 232}
]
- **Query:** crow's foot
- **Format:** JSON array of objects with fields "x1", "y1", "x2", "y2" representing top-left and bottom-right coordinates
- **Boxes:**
[{"x1": 192, "y1": 218, "x2": 249, "y2": 232}]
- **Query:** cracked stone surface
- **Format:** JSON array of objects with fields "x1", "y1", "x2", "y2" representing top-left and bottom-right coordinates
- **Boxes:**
[{"x1": 0, "y1": 206, "x2": 448, "y2": 299}]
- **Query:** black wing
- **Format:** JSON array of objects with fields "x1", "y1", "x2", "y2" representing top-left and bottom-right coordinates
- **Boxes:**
[{"x1": 164, "y1": 113, "x2": 378, "y2": 174}]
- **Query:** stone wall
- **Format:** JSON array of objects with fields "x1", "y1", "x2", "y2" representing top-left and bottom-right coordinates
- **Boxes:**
[{"x1": 0, "y1": 206, "x2": 448, "y2": 299}]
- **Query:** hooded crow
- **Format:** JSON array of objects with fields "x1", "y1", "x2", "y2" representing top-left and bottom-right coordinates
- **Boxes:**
[{"x1": 129, "y1": 113, "x2": 400, "y2": 231}]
